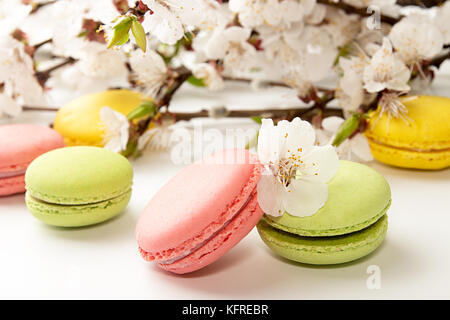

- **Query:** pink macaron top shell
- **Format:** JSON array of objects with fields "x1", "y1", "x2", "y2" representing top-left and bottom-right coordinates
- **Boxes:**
[
  {"x1": 0, "y1": 124, "x2": 65, "y2": 173},
  {"x1": 136, "y1": 149, "x2": 262, "y2": 262}
]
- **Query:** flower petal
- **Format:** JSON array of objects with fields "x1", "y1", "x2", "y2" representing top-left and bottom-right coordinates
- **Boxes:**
[
  {"x1": 322, "y1": 116, "x2": 344, "y2": 134},
  {"x1": 301, "y1": 145, "x2": 339, "y2": 183},
  {"x1": 350, "y1": 134, "x2": 374, "y2": 162},
  {"x1": 278, "y1": 117, "x2": 316, "y2": 157},
  {"x1": 283, "y1": 179, "x2": 328, "y2": 217},
  {"x1": 257, "y1": 118, "x2": 281, "y2": 164},
  {"x1": 257, "y1": 172, "x2": 285, "y2": 217}
]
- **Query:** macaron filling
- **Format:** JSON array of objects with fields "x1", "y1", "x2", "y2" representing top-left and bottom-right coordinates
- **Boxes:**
[
  {"x1": 0, "y1": 168, "x2": 27, "y2": 179},
  {"x1": 157, "y1": 194, "x2": 254, "y2": 265},
  {"x1": 367, "y1": 137, "x2": 449, "y2": 153},
  {"x1": 27, "y1": 188, "x2": 132, "y2": 208}
]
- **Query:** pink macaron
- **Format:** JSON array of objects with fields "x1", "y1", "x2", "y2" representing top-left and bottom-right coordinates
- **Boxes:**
[
  {"x1": 0, "y1": 124, "x2": 65, "y2": 196},
  {"x1": 136, "y1": 149, "x2": 263, "y2": 274}
]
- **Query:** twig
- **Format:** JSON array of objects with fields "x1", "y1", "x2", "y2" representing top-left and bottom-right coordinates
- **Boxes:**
[
  {"x1": 29, "y1": 0, "x2": 57, "y2": 13},
  {"x1": 428, "y1": 51, "x2": 450, "y2": 69},
  {"x1": 23, "y1": 106, "x2": 59, "y2": 112},
  {"x1": 35, "y1": 57, "x2": 76, "y2": 86},
  {"x1": 165, "y1": 105, "x2": 343, "y2": 122},
  {"x1": 33, "y1": 38, "x2": 52, "y2": 49}
]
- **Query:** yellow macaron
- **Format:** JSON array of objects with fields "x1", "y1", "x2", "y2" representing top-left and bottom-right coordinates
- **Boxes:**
[
  {"x1": 54, "y1": 90, "x2": 149, "y2": 147},
  {"x1": 365, "y1": 95, "x2": 450, "y2": 170}
]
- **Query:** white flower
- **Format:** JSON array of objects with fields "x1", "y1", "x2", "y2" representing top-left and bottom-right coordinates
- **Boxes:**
[
  {"x1": 138, "y1": 125, "x2": 174, "y2": 151},
  {"x1": 203, "y1": 26, "x2": 256, "y2": 72},
  {"x1": 229, "y1": 0, "x2": 282, "y2": 28},
  {"x1": 129, "y1": 49, "x2": 168, "y2": 98},
  {"x1": 0, "y1": 0, "x2": 32, "y2": 35},
  {"x1": 229, "y1": 0, "x2": 316, "y2": 29},
  {"x1": 100, "y1": 106, "x2": 130, "y2": 153},
  {"x1": 437, "y1": 1, "x2": 450, "y2": 45},
  {"x1": 281, "y1": 26, "x2": 337, "y2": 96},
  {"x1": 192, "y1": 63, "x2": 224, "y2": 91},
  {"x1": 317, "y1": 116, "x2": 373, "y2": 162},
  {"x1": 337, "y1": 55, "x2": 368, "y2": 112},
  {"x1": 363, "y1": 37, "x2": 411, "y2": 93},
  {"x1": 343, "y1": 0, "x2": 400, "y2": 18},
  {"x1": 389, "y1": 14, "x2": 444, "y2": 65},
  {"x1": 257, "y1": 118, "x2": 339, "y2": 218},
  {"x1": 0, "y1": 36, "x2": 46, "y2": 107},
  {"x1": 0, "y1": 92, "x2": 21, "y2": 118},
  {"x1": 141, "y1": 0, "x2": 207, "y2": 45},
  {"x1": 78, "y1": 43, "x2": 129, "y2": 79}
]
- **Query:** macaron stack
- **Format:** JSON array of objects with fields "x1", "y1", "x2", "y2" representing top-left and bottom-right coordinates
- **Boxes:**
[
  {"x1": 25, "y1": 146, "x2": 133, "y2": 227},
  {"x1": 136, "y1": 149, "x2": 263, "y2": 274},
  {"x1": 53, "y1": 89, "x2": 149, "y2": 147},
  {"x1": 366, "y1": 95, "x2": 450, "y2": 170},
  {"x1": 0, "y1": 124, "x2": 64, "y2": 196},
  {"x1": 257, "y1": 161, "x2": 391, "y2": 265}
]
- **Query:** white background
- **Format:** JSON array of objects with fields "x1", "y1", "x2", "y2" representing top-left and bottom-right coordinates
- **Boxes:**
[{"x1": 1, "y1": 69, "x2": 450, "y2": 299}]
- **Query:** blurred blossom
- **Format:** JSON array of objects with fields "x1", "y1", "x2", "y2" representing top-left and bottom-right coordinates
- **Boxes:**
[
  {"x1": 129, "y1": 49, "x2": 168, "y2": 98},
  {"x1": 389, "y1": 14, "x2": 444, "y2": 65},
  {"x1": 363, "y1": 37, "x2": 410, "y2": 93},
  {"x1": 192, "y1": 63, "x2": 224, "y2": 91},
  {"x1": 100, "y1": 106, "x2": 130, "y2": 153},
  {"x1": 436, "y1": 1, "x2": 450, "y2": 45},
  {"x1": 138, "y1": 125, "x2": 174, "y2": 151},
  {"x1": 78, "y1": 43, "x2": 128, "y2": 79},
  {"x1": 202, "y1": 26, "x2": 256, "y2": 72},
  {"x1": 316, "y1": 116, "x2": 373, "y2": 162}
]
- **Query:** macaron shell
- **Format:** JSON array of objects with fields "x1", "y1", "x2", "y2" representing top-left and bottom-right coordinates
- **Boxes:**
[
  {"x1": 366, "y1": 95, "x2": 450, "y2": 151},
  {"x1": 257, "y1": 215, "x2": 388, "y2": 265},
  {"x1": 264, "y1": 161, "x2": 391, "y2": 237},
  {"x1": 53, "y1": 90, "x2": 149, "y2": 146},
  {"x1": 157, "y1": 193, "x2": 263, "y2": 274},
  {"x1": 368, "y1": 138, "x2": 450, "y2": 170},
  {"x1": 25, "y1": 190, "x2": 131, "y2": 227},
  {"x1": 136, "y1": 149, "x2": 261, "y2": 261},
  {"x1": 25, "y1": 146, "x2": 133, "y2": 205},
  {"x1": 0, "y1": 124, "x2": 64, "y2": 171},
  {"x1": 0, "y1": 174, "x2": 25, "y2": 196}
]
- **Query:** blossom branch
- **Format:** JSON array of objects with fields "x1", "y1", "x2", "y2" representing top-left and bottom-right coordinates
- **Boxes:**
[
  {"x1": 164, "y1": 105, "x2": 343, "y2": 123},
  {"x1": 35, "y1": 57, "x2": 76, "y2": 86}
]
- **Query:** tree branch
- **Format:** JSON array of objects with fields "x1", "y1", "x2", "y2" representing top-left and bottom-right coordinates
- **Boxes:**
[{"x1": 165, "y1": 105, "x2": 343, "y2": 123}]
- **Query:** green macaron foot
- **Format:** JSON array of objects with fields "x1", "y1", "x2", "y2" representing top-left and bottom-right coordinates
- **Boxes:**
[
  {"x1": 257, "y1": 215, "x2": 388, "y2": 265},
  {"x1": 25, "y1": 190, "x2": 131, "y2": 227}
]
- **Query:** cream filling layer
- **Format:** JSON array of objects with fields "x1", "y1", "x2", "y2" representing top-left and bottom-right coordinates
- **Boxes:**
[
  {"x1": 0, "y1": 169, "x2": 27, "y2": 179},
  {"x1": 368, "y1": 137, "x2": 450, "y2": 153},
  {"x1": 28, "y1": 190, "x2": 130, "y2": 208},
  {"x1": 158, "y1": 193, "x2": 254, "y2": 265}
]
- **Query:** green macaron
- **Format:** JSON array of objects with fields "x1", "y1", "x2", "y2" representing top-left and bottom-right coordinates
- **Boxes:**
[
  {"x1": 257, "y1": 160, "x2": 391, "y2": 265},
  {"x1": 25, "y1": 146, "x2": 133, "y2": 227}
]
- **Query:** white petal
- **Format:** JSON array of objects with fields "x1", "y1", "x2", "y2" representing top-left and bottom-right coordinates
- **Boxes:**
[
  {"x1": 301, "y1": 145, "x2": 339, "y2": 183},
  {"x1": 257, "y1": 118, "x2": 281, "y2": 164},
  {"x1": 278, "y1": 117, "x2": 316, "y2": 157},
  {"x1": 257, "y1": 172, "x2": 285, "y2": 217},
  {"x1": 224, "y1": 26, "x2": 251, "y2": 43},
  {"x1": 0, "y1": 93, "x2": 21, "y2": 117},
  {"x1": 350, "y1": 134, "x2": 374, "y2": 162},
  {"x1": 283, "y1": 179, "x2": 328, "y2": 217},
  {"x1": 322, "y1": 116, "x2": 344, "y2": 134}
]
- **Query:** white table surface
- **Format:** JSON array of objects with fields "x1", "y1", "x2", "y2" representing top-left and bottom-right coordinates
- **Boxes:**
[{"x1": 1, "y1": 77, "x2": 450, "y2": 300}]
